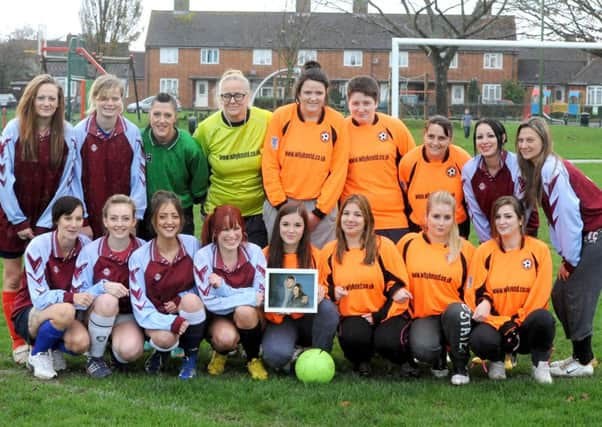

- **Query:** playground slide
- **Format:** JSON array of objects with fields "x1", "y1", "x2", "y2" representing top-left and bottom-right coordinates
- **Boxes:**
[{"x1": 542, "y1": 112, "x2": 564, "y2": 125}]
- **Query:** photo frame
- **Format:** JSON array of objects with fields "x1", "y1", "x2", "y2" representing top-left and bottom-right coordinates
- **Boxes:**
[{"x1": 265, "y1": 268, "x2": 319, "y2": 314}]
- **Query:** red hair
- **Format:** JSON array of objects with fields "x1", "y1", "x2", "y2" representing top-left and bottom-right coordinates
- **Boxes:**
[{"x1": 201, "y1": 205, "x2": 247, "y2": 245}]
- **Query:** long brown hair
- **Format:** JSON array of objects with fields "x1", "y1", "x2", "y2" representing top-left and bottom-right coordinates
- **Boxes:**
[
  {"x1": 267, "y1": 203, "x2": 314, "y2": 268},
  {"x1": 16, "y1": 74, "x2": 65, "y2": 169},
  {"x1": 515, "y1": 117, "x2": 557, "y2": 210},
  {"x1": 490, "y1": 195, "x2": 525, "y2": 243},
  {"x1": 335, "y1": 194, "x2": 378, "y2": 265}
]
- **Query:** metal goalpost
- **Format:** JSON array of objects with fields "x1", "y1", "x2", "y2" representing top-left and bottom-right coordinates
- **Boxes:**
[{"x1": 390, "y1": 38, "x2": 602, "y2": 119}]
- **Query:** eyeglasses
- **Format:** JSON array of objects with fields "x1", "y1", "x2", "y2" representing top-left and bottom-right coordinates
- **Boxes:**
[{"x1": 220, "y1": 92, "x2": 246, "y2": 102}]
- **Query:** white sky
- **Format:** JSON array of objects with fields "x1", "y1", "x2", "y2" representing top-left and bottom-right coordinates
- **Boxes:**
[{"x1": 0, "y1": 0, "x2": 416, "y2": 51}]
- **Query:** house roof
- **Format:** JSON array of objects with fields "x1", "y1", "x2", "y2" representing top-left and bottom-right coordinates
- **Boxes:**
[
  {"x1": 145, "y1": 11, "x2": 517, "y2": 52},
  {"x1": 517, "y1": 47, "x2": 602, "y2": 86},
  {"x1": 518, "y1": 59, "x2": 587, "y2": 85},
  {"x1": 571, "y1": 58, "x2": 602, "y2": 85}
]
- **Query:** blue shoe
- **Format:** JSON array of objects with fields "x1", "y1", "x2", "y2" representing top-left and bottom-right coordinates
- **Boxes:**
[
  {"x1": 145, "y1": 350, "x2": 169, "y2": 375},
  {"x1": 178, "y1": 356, "x2": 197, "y2": 380},
  {"x1": 86, "y1": 356, "x2": 112, "y2": 379}
]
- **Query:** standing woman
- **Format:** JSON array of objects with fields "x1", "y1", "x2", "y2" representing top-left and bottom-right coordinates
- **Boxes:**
[
  {"x1": 342, "y1": 75, "x2": 416, "y2": 243},
  {"x1": 0, "y1": 74, "x2": 83, "y2": 364},
  {"x1": 516, "y1": 117, "x2": 602, "y2": 377},
  {"x1": 262, "y1": 61, "x2": 349, "y2": 249},
  {"x1": 467, "y1": 196, "x2": 555, "y2": 384},
  {"x1": 73, "y1": 195, "x2": 145, "y2": 378},
  {"x1": 462, "y1": 118, "x2": 538, "y2": 243},
  {"x1": 128, "y1": 191, "x2": 206, "y2": 380},
  {"x1": 73, "y1": 74, "x2": 146, "y2": 239},
  {"x1": 397, "y1": 191, "x2": 474, "y2": 385},
  {"x1": 399, "y1": 115, "x2": 472, "y2": 238},
  {"x1": 261, "y1": 203, "x2": 338, "y2": 372},
  {"x1": 319, "y1": 194, "x2": 411, "y2": 376},
  {"x1": 194, "y1": 205, "x2": 268, "y2": 380},
  {"x1": 11, "y1": 196, "x2": 93, "y2": 379},
  {"x1": 193, "y1": 70, "x2": 271, "y2": 247}
]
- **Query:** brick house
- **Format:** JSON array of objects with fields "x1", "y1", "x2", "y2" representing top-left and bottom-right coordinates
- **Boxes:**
[{"x1": 144, "y1": 0, "x2": 518, "y2": 112}]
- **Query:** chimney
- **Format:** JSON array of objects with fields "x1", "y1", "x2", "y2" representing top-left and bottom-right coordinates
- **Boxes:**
[
  {"x1": 296, "y1": 0, "x2": 311, "y2": 13},
  {"x1": 353, "y1": 0, "x2": 368, "y2": 14},
  {"x1": 174, "y1": 0, "x2": 190, "y2": 12}
]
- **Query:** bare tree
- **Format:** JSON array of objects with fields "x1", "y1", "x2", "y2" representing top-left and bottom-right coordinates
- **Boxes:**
[
  {"x1": 79, "y1": 0, "x2": 143, "y2": 55},
  {"x1": 511, "y1": 0, "x2": 602, "y2": 43},
  {"x1": 325, "y1": 0, "x2": 514, "y2": 114},
  {"x1": 0, "y1": 27, "x2": 38, "y2": 90}
]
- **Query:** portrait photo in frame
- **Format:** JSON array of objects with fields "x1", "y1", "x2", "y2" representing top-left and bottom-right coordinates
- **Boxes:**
[{"x1": 265, "y1": 268, "x2": 318, "y2": 314}]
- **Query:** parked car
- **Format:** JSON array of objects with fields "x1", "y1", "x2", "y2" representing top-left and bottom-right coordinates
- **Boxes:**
[
  {"x1": 0, "y1": 93, "x2": 17, "y2": 108},
  {"x1": 126, "y1": 96, "x2": 182, "y2": 113}
]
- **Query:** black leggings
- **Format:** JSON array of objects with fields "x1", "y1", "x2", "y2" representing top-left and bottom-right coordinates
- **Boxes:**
[{"x1": 338, "y1": 315, "x2": 409, "y2": 365}]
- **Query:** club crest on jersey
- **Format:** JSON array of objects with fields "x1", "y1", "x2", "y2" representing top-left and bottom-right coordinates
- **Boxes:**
[
  {"x1": 103, "y1": 267, "x2": 111, "y2": 277},
  {"x1": 522, "y1": 259, "x2": 532, "y2": 270},
  {"x1": 378, "y1": 131, "x2": 388, "y2": 142},
  {"x1": 154, "y1": 273, "x2": 162, "y2": 282},
  {"x1": 478, "y1": 182, "x2": 486, "y2": 191},
  {"x1": 145, "y1": 153, "x2": 152, "y2": 163},
  {"x1": 320, "y1": 131, "x2": 330, "y2": 142},
  {"x1": 271, "y1": 136, "x2": 279, "y2": 149},
  {"x1": 446, "y1": 167, "x2": 457, "y2": 177},
  {"x1": 53, "y1": 266, "x2": 60, "y2": 274},
  {"x1": 91, "y1": 144, "x2": 98, "y2": 152}
]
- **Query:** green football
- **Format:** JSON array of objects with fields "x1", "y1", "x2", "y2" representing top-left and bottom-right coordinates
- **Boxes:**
[{"x1": 295, "y1": 348, "x2": 335, "y2": 383}]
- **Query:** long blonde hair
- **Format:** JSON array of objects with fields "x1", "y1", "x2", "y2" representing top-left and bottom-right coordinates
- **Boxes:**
[
  {"x1": 426, "y1": 191, "x2": 461, "y2": 263},
  {"x1": 87, "y1": 74, "x2": 124, "y2": 115},
  {"x1": 16, "y1": 74, "x2": 66, "y2": 169}
]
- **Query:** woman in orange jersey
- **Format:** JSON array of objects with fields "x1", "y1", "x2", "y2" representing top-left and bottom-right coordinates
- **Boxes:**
[
  {"x1": 319, "y1": 194, "x2": 411, "y2": 376},
  {"x1": 262, "y1": 61, "x2": 349, "y2": 249},
  {"x1": 467, "y1": 196, "x2": 555, "y2": 384},
  {"x1": 398, "y1": 191, "x2": 474, "y2": 385},
  {"x1": 342, "y1": 76, "x2": 416, "y2": 243},
  {"x1": 398, "y1": 115, "x2": 472, "y2": 238},
  {"x1": 261, "y1": 203, "x2": 338, "y2": 372}
]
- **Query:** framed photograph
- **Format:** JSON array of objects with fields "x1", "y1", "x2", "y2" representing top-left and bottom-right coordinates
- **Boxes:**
[{"x1": 265, "y1": 268, "x2": 318, "y2": 314}]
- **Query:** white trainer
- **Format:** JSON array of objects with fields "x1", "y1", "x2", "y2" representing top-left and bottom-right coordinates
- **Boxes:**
[
  {"x1": 51, "y1": 350, "x2": 67, "y2": 371},
  {"x1": 532, "y1": 361, "x2": 553, "y2": 384},
  {"x1": 12, "y1": 344, "x2": 30, "y2": 365},
  {"x1": 550, "y1": 356, "x2": 575, "y2": 369},
  {"x1": 550, "y1": 359, "x2": 594, "y2": 377},
  {"x1": 488, "y1": 361, "x2": 506, "y2": 380},
  {"x1": 451, "y1": 373, "x2": 470, "y2": 385},
  {"x1": 28, "y1": 351, "x2": 58, "y2": 380}
]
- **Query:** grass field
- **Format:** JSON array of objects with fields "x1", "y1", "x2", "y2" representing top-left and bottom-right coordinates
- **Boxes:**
[{"x1": 1, "y1": 115, "x2": 602, "y2": 426}]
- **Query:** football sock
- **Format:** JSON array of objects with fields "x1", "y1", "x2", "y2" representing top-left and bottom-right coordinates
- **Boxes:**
[
  {"x1": 32, "y1": 320, "x2": 64, "y2": 355},
  {"x1": 573, "y1": 335, "x2": 593, "y2": 365},
  {"x1": 88, "y1": 312, "x2": 116, "y2": 358},
  {"x1": 2, "y1": 291, "x2": 26, "y2": 349},
  {"x1": 238, "y1": 323, "x2": 262, "y2": 360}
]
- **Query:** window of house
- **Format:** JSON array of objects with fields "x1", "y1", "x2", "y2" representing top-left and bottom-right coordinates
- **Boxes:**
[
  {"x1": 587, "y1": 86, "x2": 602, "y2": 106},
  {"x1": 160, "y1": 78, "x2": 179, "y2": 96},
  {"x1": 483, "y1": 52, "x2": 503, "y2": 70},
  {"x1": 297, "y1": 49, "x2": 317, "y2": 65},
  {"x1": 344, "y1": 50, "x2": 363, "y2": 67},
  {"x1": 253, "y1": 49, "x2": 272, "y2": 65},
  {"x1": 449, "y1": 53, "x2": 458, "y2": 69},
  {"x1": 398, "y1": 51, "x2": 409, "y2": 68},
  {"x1": 482, "y1": 84, "x2": 502, "y2": 103},
  {"x1": 160, "y1": 48, "x2": 179, "y2": 64},
  {"x1": 201, "y1": 48, "x2": 219, "y2": 64}
]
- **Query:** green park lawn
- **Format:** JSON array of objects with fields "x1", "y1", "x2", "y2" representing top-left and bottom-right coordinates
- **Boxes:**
[{"x1": 1, "y1": 115, "x2": 602, "y2": 426}]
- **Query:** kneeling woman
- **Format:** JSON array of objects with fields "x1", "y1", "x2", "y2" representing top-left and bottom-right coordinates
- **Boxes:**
[
  {"x1": 194, "y1": 205, "x2": 268, "y2": 380},
  {"x1": 262, "y1": 203, "x2": 338, "y2": 371},
  {"x1": 468, "y1": 196, "x2": 555, "y2": 384},
  {"x1": 12, "y1": 196, "x2": 93, "y2": 379},
  {"x1": 128, "y1": 191, "x2": 205, "y2": 380},
  {"x1": 397, "y1": 191, "x2": 474, "y2": 385},
  {"x1": 319, "y1": 194, "x2": 411, "y2": 376},
  {"x1": 73, "y1": 195, "x2": 145, "y2": 378}
]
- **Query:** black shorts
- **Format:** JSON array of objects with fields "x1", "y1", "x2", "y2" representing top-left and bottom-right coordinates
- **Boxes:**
[{"x1": 13, "y1": 306, "x2": 34, "y2": 345}]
